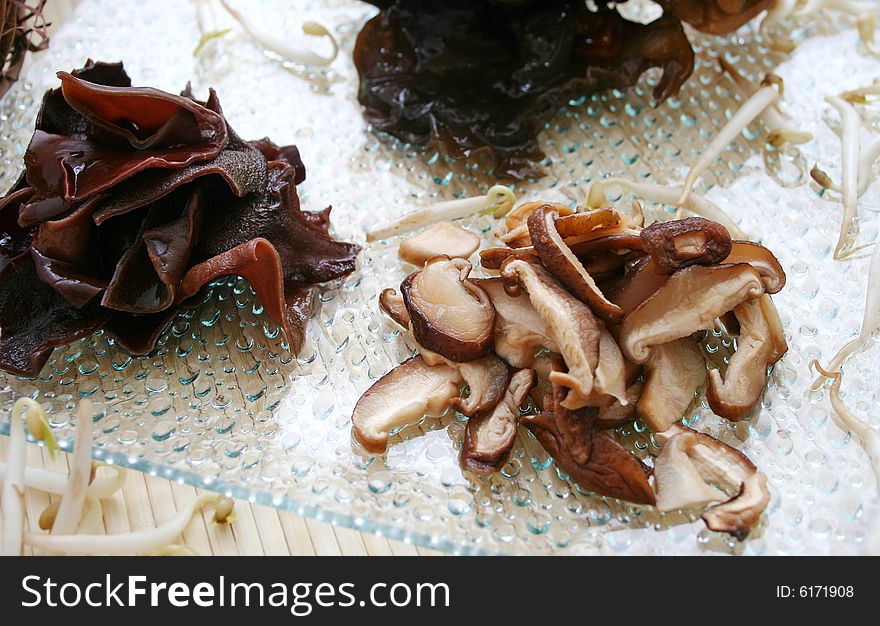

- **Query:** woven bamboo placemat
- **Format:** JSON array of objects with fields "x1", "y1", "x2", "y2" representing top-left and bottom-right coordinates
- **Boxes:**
[{"x1": 0, "y1": 439, "x2": 440, "y2": 557}]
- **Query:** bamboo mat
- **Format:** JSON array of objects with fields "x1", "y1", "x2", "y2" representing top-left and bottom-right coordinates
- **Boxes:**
[{"x1": 0, "y1": 439, "x2": 440, "y2": 557}]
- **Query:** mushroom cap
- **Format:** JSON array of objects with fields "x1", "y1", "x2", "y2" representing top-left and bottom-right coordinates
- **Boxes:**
[
  {"x1": 706, "y1": 296, "x2": 787, "y2": 420},
  {"x1": 528, "y1": 207, "x2": 625, "y2": 323},
  {"x1": 461, "y1": 368, "x2": 536, "y2": 474},
  {"x1": 640, "y1": 216, "x2": 732, "y2": 275},
  {"x1": 351, "y1": 355, "x2": 462, "y2": 453},
  {"x1": 620, "y1": 263, "x2": 765, "y2": 363},
  {"x1": 401, "y1": 256, "x2": 496, "y2": 362},
  {"x1": 398, "y1": 221, "x2": 480, "y2": 267}
]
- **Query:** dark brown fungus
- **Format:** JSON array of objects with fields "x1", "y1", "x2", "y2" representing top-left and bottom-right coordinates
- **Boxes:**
[{"x1": 0, "y1": 61, "x2": 360, "y2": 376}]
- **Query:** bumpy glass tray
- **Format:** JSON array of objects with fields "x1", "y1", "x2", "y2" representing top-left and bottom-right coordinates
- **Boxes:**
[{"x1": 1, "y1": 0, "x2": 878, "y2": 555}]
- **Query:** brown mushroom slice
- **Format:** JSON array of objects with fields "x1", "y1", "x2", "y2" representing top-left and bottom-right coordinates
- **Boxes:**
[
  {"x1": 620, "y1": 263, "x2": 765, "y2": 364},
  {"x1": 475, "y1": 277, "x2": 557, "y2": 368},
  {"x1": 706, "y1": 297, "x2": 787, "y2": 421},
  {"x1": 461, "y1": 368, "x2": 536, "y2": 474},
  {"x1": 595, "y1": 380, "x2": 643, "y2": 429},
  {"x1": 479, "y1": 246, "x2": 537, "y2": 270},
  {"x1": 378, "y1": 288, "x2": 410, "y2": 328},
  {"x1": 523, "y1": 409, "x2": 656, "y2": 505},
  {"x1": 655, "y1": 425, "x2": 770, "y2": 539},
  {"x1": 606, "y1": 257, "x2": 670, "y2": 313},
  {"x1": 653, "y1": 427, "x2": 728, "y2": 511},
  {"x1": 554, "y1": 208, "x2": 622, "y2": 239},
  {"x1": 701, "y1": 473, "x2": 771, "y2": 540},
  {"x1": 498, "y1": 201, "x2": 573, "y2": 248},
  {"x1": 421, "y1": 349, "x2": 511, "y2": 418},
  {"x1": 398, "y1": 221, "x2": 480, "y2": 267},
  {"x1": 401, "y1": 256, "x2": 495, "y2": 362},
  {"x1": 640, "y1": 217, "x2": 732, "y2": 275},
  {"x1": 351, "y1": 355, "x2": 462, "y2": 453},
  {"x1": 500, "y1": 258, "x2": 602, "y2": 408},
  {"x1": 528, "y1": 208, "x2": 625, "y2": 323},
  {"x1": 724, "y1": 241, "x2": 786, "y2": 294},
  {"x1": 637, "y1": 337, "x2": 707, "y2": 432}
]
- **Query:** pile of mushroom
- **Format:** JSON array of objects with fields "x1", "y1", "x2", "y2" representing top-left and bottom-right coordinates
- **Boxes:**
[{"x1": 353, "y1": 200, "x2": 787, "y2": 540}]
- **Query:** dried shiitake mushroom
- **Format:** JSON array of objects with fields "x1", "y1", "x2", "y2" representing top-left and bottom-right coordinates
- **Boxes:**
[
  {"x1": 461, "y1": 368, "x2": 536, "y2": 474},
  {"x1": 706, "y1": 296, "x2": 787, "y2": 420},
  {"x1": 654, "y1": 425, "x2": 771, "y2": 539},
  {"x1": 398, "y1": 221, "x2": 480, "y2": 267},
  {"x1": 637, "y1": 337, "x2": 707, "y2": 433},
  {"x1": 401, "y1": 256, "x2": 495, "y2": 362},
  {"x1": 528, "y1": 207, "x2": 625, "y2": 323},
  {"x1": 640, "y1": 217, "x2": 732, "y2": 275},
  {"x1": 620, "y1": 263, "x2": 766, "y2": 364},
  {"x1": 352, "y1": 355, "x2": 462, "y2": 453}
]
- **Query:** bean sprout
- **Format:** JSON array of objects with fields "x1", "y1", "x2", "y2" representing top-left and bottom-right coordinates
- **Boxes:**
[
  {"x1": 812, "y1": 242, "x2": 880, "y2": 388},
  {"x1": 826, "y1": 95, "x2": 864, "y2": 258},
  {"x1": 812, "y1": 362, "x2": 880, "y2": 555},
  {"x1": 0, "y1": 462, "x2": 127, "y2": 498},
  {"x1": 679, "y1": 81, "x2": 783, "y2": 206},
  {"x1": 589, "y1": 177, "x2": 745, "y2": 238},
  {"x1": 0, "y1": 399, "x2": 39, "y2": 555},
  {"x1": 366, "y1": 185, "x2": 516, "y2": 242},
  {"x1": 50, "y1": 399, "x2": 94, "y2": 535},
  {"x1": 217, "y1": 0, "x2": 338, "y2": 66},
  {"x1": 25, "y1": 493, "x2": 229, "y2": 555}
]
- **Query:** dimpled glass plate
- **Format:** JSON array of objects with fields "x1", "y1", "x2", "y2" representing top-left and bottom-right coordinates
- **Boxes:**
[{"x1": 1, "y1": 0, "x2": 878, "y2": 555}]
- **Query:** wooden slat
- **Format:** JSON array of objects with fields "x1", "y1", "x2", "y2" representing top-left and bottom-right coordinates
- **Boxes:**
[{"x1": 1, "y1": 443, "x2": 441, "y2": 556}]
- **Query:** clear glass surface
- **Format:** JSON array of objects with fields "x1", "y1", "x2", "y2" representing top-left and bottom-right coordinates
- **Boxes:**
[{"x1": 1, "y1": 0, "x2": 877, "y2": 555}]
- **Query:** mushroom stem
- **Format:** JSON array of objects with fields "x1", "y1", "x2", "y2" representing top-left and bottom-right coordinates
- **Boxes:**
[
  {"x1": 811, "y1": 363, "x2": 880, "y2": 555},
  {"x1": 1, "y1": 399, "x2": 36, "y2": 555},
  {"x1": 590, "y1": 177, "x2": 745, "y2": 237},
  {"x1": 812, "y1": 241, "x2": 880, "y2": 388},
  {"x1": 826, "y1": 95, "x2": 862, "y2": 259},
  {"x1": 679, "y1": 84, "x2": 780, "y2": 206},
  {"x1": 217, "y1": 0, "x2": 338, "y2": 66},
  {"x1": 25, "y1": 494, "x2": 223, "y2": 555},
  {"x1": 366, "y1": 185, "x2": 516, "y2": 242},
  {"x1": 50, "y1": 399, "x2": 94, "y2": 535}
]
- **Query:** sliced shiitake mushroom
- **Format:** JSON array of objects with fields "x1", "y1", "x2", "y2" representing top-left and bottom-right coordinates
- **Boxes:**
[
  {"x1": 528, "y1": 207, "x2": 625, "y2": 322},
  {"x1": 401, "y1": 256, "x2": 495, "y2": 362},
  {"x1": 475, "y1": 277, "x2": 557, "y2": 368},
  {"x1": 398, "y1": 221, "x2": 480, "y2": 267},
  {"x1": 637, "y1": 337, "x2": 706, "y2": 433},
  {"x1": 706, "y1": 296, "x2": 787, "y2": 420},
  {"x1": 654, "y1": 425, "x2": 770, "y2": 540},
  {"x1": 640, "y1": 217, "x2": 732, "y2": 275},
  {"x1": 379, "y1": 288, "x2": 410, "y2": 328},
  {"x1": 497, "y1": 201, "x2": 573, "y2": 248},
  {"x1": 595, "y1": 380, "x2": 643, "y2": 429},
  {"x1": 523, "y1": 388, "x2": 655, "y2": 505},
  {"x1": 421, "y1": 348, "x2": 511, "y2": 418},
  {"x1": 724, "y1": 241, "x2": 786, "y2": 294},
  {"x1": 606, "y1": 257, "x2": 669, "y2": 314},
  {"x1": 461, "y1": 368, "x2": 536, "y2": 474},
  {"x1": 501, "y1": 257, "x2": 614, "y2": 409},
  {"x1": 352, "y1": 355, "x2": 462, "y2": 453},
  {"x1": 620, "y1": 263, "x2": 765, "y2": 363}
]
